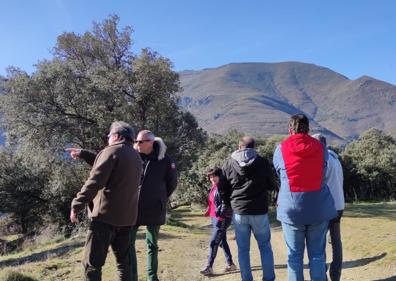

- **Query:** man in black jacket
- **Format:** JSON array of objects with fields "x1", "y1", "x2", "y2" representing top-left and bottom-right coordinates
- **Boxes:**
[
  {"x1": 220, "y1": 136, "x2": 276, "y2": 281},
  {"x1": 132, "y1": 130, "x2": 177, "y2": 281}
]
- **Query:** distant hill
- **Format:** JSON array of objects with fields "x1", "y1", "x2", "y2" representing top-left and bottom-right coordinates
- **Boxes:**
[{"x1": 178, "y1": 62, "x2": 396, "y2": 143}]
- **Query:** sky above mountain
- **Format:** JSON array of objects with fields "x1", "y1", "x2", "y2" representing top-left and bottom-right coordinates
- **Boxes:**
[{"x1": 0, "y1": 0, "x2": 395, "y2": 84}]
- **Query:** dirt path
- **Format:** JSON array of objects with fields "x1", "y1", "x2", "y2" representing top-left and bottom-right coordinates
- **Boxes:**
[{"x1": 131, "y1": 219, "x2": 396, "y2": 281}]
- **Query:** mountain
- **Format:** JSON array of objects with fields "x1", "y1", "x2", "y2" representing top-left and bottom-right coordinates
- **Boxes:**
[{"x1": 178, "y1": 62, "x2": 396, "y2": 143}]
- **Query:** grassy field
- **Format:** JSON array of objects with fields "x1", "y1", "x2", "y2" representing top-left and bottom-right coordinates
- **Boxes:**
[{"x1": 0, "y1": 202, "x2": 395, "y2": 281}]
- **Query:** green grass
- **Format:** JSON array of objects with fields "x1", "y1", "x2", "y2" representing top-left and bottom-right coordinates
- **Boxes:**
[{"x1": 344, "y1": 201, "x2": 396, "y2": 220}]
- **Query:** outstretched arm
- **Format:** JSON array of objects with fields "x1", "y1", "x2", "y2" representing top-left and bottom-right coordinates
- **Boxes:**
[{"x1": 65, "y1": 147, "x2": 97, "y2": 166}]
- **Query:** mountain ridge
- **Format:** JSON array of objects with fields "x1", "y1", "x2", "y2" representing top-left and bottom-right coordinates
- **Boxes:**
[{"x1": 178, "y1": 62, "x2": 396, "y2": 143}]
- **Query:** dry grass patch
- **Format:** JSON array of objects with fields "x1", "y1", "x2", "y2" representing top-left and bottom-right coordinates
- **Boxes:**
[{"x1": 342, "y1": 202, "x2": 396, "y2": 267}]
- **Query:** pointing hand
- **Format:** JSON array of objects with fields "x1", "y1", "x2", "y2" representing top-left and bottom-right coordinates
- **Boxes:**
[{"x1": 65, "y1": 148, "x2": 82, "y2": 160}]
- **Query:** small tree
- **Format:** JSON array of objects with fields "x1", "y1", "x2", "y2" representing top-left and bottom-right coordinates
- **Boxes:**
[
  {"x1": 0, "y1": 149, "x2": 49, "y2": 234},
  {"x1": 341, "y1": 128, "x2": 396, "y2": 200},
  {"x1": 0, "y1": 15, "x2": 205, "y2": 231}
]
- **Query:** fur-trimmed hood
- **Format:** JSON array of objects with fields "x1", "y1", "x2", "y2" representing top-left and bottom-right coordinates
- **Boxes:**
[{"x1": 153, "y1": 137, "x2": 167, "y2": 160}]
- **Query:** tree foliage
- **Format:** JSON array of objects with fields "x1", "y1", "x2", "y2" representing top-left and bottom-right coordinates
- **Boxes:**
[
  {"x1": 0, "y1": 15, "x2": 205, "y2": 231},
  {"x1": 340, "y1": 128, "x2": 396, "y2": 200},
  {"x1": 0, "y1": 149, "x2": 49, "y2": 234},
  {"x1": 176, "y1": 130, "x2": 242, "y2": 204},
  {"x1": 176, "y1": 130, "x2": 283, "y2": 205},
  {"x1": 1, "y1": 15, "x2": 204, "y2": 154}
]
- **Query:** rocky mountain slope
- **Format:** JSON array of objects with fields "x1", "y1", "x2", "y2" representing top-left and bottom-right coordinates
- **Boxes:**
[{"x1": 178, "y1": 62, "x2": 396, "y2": 143}]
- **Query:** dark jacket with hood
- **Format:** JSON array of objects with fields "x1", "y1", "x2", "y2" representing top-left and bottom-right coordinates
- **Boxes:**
[
  {"x1": 221, "y1": 148, "x2": 276, "y2": 215},
  {"x1": 136, "y1": 137, "x2": 177, "y2": 225},
  {"x1": 79, "y1": 137, "x2": 177, "y2": 226}
]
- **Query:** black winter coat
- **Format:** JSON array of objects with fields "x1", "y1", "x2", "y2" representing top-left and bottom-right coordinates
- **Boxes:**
[
  {"x1": 220, "y1": 149, "x2": 276, "y2": 215},
  {"x1": 136, "y1": 143, "x2": 177, "y2": 225}
]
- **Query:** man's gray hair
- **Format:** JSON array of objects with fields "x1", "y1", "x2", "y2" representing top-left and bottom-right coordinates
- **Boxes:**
[
  {"x1": 110, "y1": 121, "x2": 135, "y2": 141},
  {"x1": 138, "y1": 130, "x2": 155, "y2": 140},
  {"x1": 312, "y1": 133, "x2": 327, "y2": 146}
]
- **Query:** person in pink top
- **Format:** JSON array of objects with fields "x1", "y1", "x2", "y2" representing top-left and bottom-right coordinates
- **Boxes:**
[{"x1": 200, "y1": 167, "x2": 237, "y2": 276}]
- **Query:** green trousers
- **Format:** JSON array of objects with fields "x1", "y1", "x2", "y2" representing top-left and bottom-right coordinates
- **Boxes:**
[{"x1": 130, "y1": 225, "x2": 161, "y2": 281}]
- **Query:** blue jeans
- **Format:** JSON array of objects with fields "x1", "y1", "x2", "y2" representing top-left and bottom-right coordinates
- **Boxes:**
[
  {"x1": 207, "y1": 217, "x2": 233, "y2": 267},
  {"x1": 281, "y1": 221, "x2": 329, "y2": 281},
  {"x1": 233, "y1": 213, "x2": 275, "y2": 281}
]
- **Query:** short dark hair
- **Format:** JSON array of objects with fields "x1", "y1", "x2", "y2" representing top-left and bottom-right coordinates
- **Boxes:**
[
  {"x1": 239, "y1": 136, "x2": 255, "y2": 149},
  {"x1": 207, "y1": 167, "x2": 222, "y2": 181},
  {"x1": 110, "y1": 121, "x2": 135, "y2": 141},
  {"x1": 288, "y1": 114, "x2": 309, "y2": 134}
]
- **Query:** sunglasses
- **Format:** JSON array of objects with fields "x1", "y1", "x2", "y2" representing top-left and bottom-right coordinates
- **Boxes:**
[{"x1": 134, "y1": 139, "x2": 152, "y2": 144}]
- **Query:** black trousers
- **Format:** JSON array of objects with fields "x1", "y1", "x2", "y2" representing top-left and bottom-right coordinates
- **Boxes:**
[{"x1": 83, "y1": 221, "x2": 132, "y2": 281}]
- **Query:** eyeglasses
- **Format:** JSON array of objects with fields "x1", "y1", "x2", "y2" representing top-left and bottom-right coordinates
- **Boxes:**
[{"x1": 134, "y1": 139, "x2": 152, "y2": 144}]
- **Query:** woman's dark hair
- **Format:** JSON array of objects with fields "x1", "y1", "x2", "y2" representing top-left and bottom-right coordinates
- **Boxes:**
[
  {"x1": 288, "y1": 114, "x2": 309, "y2": 134},
  {"x1": 207, "y1": 167, "x2": 223, "y2": 181}
]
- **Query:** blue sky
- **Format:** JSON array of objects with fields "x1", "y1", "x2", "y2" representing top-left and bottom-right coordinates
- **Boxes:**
[{"x1": 1, "y1": 0, "x2": 395, "y2": 84}]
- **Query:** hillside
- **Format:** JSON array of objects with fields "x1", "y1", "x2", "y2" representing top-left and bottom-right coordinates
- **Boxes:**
[{"x1": 179, "y1": 62, "x2": 396, "y2": 143}]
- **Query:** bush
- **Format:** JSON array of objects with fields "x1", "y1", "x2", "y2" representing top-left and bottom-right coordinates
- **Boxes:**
[
  {"x1": 0, "y1": 271, "x2": 37, "y2": 281},
  {"x1": 340, "y1": 128, "x2": 396, "y2": 201},
  {"x1": 175, "y1": 130, "x2": 282, "y2": 205}
]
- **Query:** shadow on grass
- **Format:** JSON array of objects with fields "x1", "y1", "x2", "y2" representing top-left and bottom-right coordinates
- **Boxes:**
[
  {"x1": 134, "y1": 230, "x2": 183, "y2": 240},
  {"x1": 210, "y1": 265, "x2": 265, "y2": 277},
  {"x1": 344, "y1": 202, "x2": 396, "y2": 220},
  {"x1": 0, "y1": 241, "x2": 84, "y2": 268},
  {"x1": 170, "y1": 213, "x2": 205, "y2": 223},
  {"x1": 268, "y1": 252, "x2": 387, "y2": 270},
  {"x1": 372, "y1": 276, "x2": 396, "y2": 281},
  {"x1": 342, "y1": 252, "x2": 387, "y2": 269},
  {"x1": 209, "y1": 265, "x2": 277, "y2": 278}
]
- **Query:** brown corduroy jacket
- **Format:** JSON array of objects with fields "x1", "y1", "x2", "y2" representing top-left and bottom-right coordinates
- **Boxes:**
[{"x1": 71, "y1": 140, "x2": 142, "y2": 226}]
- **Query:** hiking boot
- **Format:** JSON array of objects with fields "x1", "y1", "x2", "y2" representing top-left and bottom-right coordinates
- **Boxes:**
[
  {"x1": 224, "y1": 263, "x2": 237, "y2": 272},
  {"x1": 200, "y1": 266, "x2": 213, "y2": 276}
]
